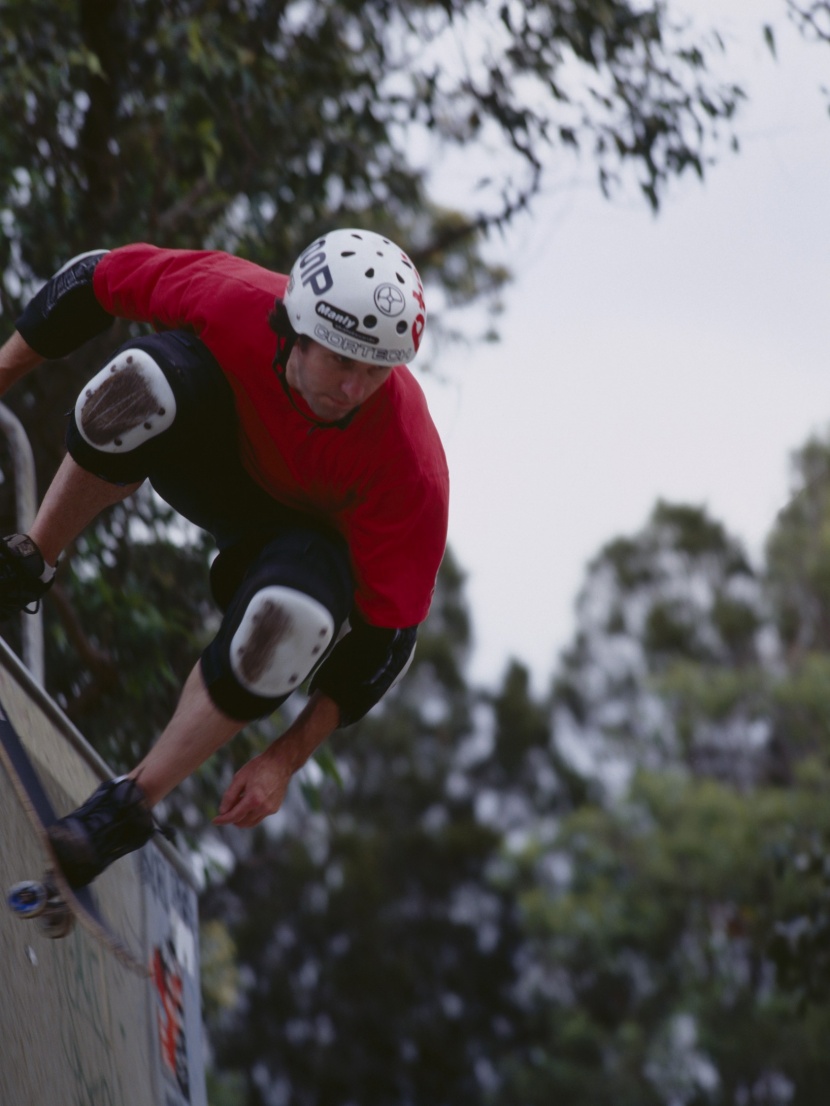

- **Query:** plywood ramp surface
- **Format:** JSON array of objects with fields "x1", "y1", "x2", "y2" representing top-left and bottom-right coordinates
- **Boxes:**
[{"x1": 0, "y1": 638, "x2": 206, "y2": 1106}]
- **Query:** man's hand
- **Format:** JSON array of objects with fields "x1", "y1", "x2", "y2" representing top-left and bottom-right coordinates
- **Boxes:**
[
  {"x1": 213, "y1": 691, "x2": 340, "y2": 829},
  {"x1": 214, "y1": 748, "x2": 293, "y2": 828}
]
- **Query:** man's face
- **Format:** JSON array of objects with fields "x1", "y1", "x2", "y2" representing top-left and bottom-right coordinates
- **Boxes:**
[{"x1": 285, "y1": 338, "x2": 393, "y2": 421}]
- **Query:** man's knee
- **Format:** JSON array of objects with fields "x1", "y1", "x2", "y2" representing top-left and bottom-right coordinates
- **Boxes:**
[
  {"x1": 229, "y1": 585, "x2": 335, "y2": 698},
  {"x1": 65, "y1": 331, "x2": 229, "y2": 484},
  {"x1": 201, "y1": 529, "x2": 353, "y2": 721},
  {"x1": 74, "y1": 347, "x2": 177, "y2": 454}
]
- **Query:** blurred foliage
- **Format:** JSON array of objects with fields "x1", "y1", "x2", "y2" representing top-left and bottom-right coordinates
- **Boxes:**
[
  {"x1": 768, "y1": 829, "x2": 830, "y2": 1010},
  {"x1": 787, "y1": 1, "x2": 830, "y2": 47},
  {"x1": 508, "y1": 432, "x2": 830, "y2": 1103},
  {"x1": 766, "y1": 435, "x2": 830, "y2": 655},
  {"x1": 497, "y1": 771, "x2": 830, "y2": 1105},
  {"x1": 552, "y1": 499, "x2": 769, "y2": 782},
  {"x1": 0, "y1": 0, "x2": 745, "y2": 306}
]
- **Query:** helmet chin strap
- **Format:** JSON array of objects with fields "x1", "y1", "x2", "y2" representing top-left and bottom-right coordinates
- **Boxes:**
[{"x1": 272, "y1": 325, "x2": 297, "y2": 373}]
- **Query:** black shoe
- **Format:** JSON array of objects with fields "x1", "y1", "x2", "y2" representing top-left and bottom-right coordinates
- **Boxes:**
[
  {"x1": 0, "y1": 534, "x2": 54, "y2": 619},
  {"x1": 47, "y1": 777, "x2": 155, "y2": 888}
]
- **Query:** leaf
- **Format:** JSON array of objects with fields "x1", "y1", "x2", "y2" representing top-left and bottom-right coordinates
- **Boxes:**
[
  {"x1": 312, "y1": 744, "x2": 343, "y2": 788},
  {"x1": 763, "y1": 23, "x2": 777, "y2": 59}
]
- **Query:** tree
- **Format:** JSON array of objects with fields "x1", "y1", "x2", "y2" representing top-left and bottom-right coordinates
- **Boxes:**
[
  {"x1": 766, "y1": 435, "x2": 830, "y2": 657},
  {"x1": 496, "y1": 770, "x2": 830, "y2": 1106},
  {"x1": 0, "y1": 0, "x2": 745, "y2": 304},
  {"x1": 490, "y1": 426, "x2": 830, "y2": 1099},
  {"x1": 785, "y1": 1, "x2": 830, "y2": 51},
  {"x1": 490, "y1": 446, "x2": 830, "y2": 1102},
  {"x1": 551, "y1": 501, "x2": 770, "y2": 786}
]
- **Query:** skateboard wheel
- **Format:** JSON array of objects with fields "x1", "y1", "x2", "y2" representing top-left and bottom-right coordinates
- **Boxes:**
[{"x1": 7, "y1": 881, "x2": 48, "y2": 919}]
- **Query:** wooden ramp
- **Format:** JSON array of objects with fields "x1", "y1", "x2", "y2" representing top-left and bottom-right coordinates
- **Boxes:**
[{"x1": 0, "y1": 637, "x2": 206, "y2": 1106}]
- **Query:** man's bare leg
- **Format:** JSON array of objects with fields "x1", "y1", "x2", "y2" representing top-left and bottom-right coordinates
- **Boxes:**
[
  {"x1": 28, "y1": 454, "x2": 142, "y2": 567},
  {"x1": 130, "y1": 663, "x2": 246, "y2": 807},
  {"x1": 129, "y1": 663, "x2": 342, "y2": 824}
]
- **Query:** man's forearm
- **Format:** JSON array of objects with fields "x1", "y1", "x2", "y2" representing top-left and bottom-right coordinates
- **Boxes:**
[
  {"x1": 213, "y1": 691, "x2": 342, "y2": 827},
  {"x1": 267, "y1": 690, "x2": 341, "y2": 773},
  {"x1": 0, "y1": 332, "x2": 43, "y2": 397}
]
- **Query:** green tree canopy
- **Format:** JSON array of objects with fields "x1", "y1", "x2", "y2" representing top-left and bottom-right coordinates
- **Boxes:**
[
  {"x1": 1, "y1": 0, "x2": 744, "y2": 300},
  {"x1": 499, "y1": 770, "x2": 830, "y2": 1106},
  {"x1": 552, "y1": 501, "x2": 767, "y2": 783},
  {"x1": 495, "y1": 433, "x2": 830, "y2": 1103}
]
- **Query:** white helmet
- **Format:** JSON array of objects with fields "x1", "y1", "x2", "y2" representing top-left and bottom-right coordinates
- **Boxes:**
[{"x1": 283, "y1": 229, "x2": 426, "y2": 365}]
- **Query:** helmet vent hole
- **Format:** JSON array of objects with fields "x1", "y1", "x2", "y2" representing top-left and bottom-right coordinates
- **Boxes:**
[
  {"x1": 363, "y1": 315, "x2": 378, "y2": 329},
  {"x1": 364, "y1": 267, "x2": 375, "y2": 278},
  {"x1": 341, "y1": 251, "x2": 356, "y2": 257},
  {"x1": 395, "y1": 272, "x2": 405, "y2": 284},
  {"x1": 396, "y1": 321, "x2": 408, "y2": 334}
]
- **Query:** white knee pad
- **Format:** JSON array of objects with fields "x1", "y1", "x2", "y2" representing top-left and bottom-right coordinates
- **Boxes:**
[
  {"x1": 75, "y1": 347, "x2": 177, "y2": 452},
  {"x1": 230, "y1": 586, "x2": 335, "y2": 698}
]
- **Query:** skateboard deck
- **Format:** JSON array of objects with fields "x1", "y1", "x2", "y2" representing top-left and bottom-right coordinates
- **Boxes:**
[{"x1": 0, "y1": 702, "x2": 148, "y2": 978}]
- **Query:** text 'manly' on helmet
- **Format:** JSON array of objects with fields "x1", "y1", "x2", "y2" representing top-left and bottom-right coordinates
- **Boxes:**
[{"x1": 284, "y1": 229, "x2": 426, "y2": 365}]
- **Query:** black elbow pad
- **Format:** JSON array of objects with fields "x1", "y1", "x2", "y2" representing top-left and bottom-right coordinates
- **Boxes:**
[
  {"x1": 310, "y1": 617, "x2": 418, "y2": 726},
  {"x1": 16, "y1": 250, "x2": 114, "y2": 359}
]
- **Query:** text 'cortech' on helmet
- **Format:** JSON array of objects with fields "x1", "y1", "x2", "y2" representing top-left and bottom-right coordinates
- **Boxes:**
[{"x1": 283, "y1": 229, "x2": 427, "y2": 365}]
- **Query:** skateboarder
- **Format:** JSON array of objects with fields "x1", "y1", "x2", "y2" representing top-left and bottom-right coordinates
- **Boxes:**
[{"x1": 0, "y1": 230, "x2": 449, "y2": 887}]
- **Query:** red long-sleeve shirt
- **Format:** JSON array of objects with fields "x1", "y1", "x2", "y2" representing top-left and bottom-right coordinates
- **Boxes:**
[{"x1": 92, "y1": 245, "x2": 449, "y2": 628}]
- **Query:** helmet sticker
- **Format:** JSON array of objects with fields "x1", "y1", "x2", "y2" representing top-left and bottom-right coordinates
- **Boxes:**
[
  {"x1": 314, "y1": 324, "x2": 407, "y2": 362},
  {"x1": 316, "y1": 301, "x2": 379, "y2": 345},
  {"x1": 374, "y1": 284, "x2": 406, "y2": 317},
  {"x1": 298, "y1": 242, "x2": 333, "y2": 295}
]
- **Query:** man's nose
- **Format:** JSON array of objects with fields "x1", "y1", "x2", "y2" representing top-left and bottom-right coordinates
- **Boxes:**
[{"x1": 341, "y1": 374, "x2": 367, "y2": 401}]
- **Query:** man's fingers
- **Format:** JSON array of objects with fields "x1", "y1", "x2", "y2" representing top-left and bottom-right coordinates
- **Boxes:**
[
  {"x1": 213, "y1": 757, "x2": 288, "y2": 827},
  {"x1": 214, "y1": 779, "x2": 267, "y2": 827},
  {"x1": 214, "y1": 796, "x2": 264, "y2": 828},
  {"x1": 229, "y1": 807, "x2": 264, "y2": 829},
  {"x1": 216, "y1": 778, "x2": 243, "y2": 816},
  {"x1": 214, "y1": 773, "x2": 250, "y2": 822}
]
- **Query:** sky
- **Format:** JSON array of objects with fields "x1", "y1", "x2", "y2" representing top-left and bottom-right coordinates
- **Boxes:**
[{"x1": 417, "y1": 1, "x2": 830, "y2": 694}]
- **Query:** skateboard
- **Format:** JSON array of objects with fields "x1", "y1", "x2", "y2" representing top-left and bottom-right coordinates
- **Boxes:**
[{"x1": 0, "y1": 702, "x2": 149, "y2": 978}]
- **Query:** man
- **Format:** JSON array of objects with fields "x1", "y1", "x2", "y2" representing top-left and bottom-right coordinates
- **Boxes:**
[{"x1": 0, "y1": 229, "x2": 449, "y2": 887}]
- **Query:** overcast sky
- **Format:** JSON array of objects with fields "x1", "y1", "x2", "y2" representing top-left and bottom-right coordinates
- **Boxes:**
[{"x1": 418, "y1": 1, "x2": 830, "y2": 693}]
